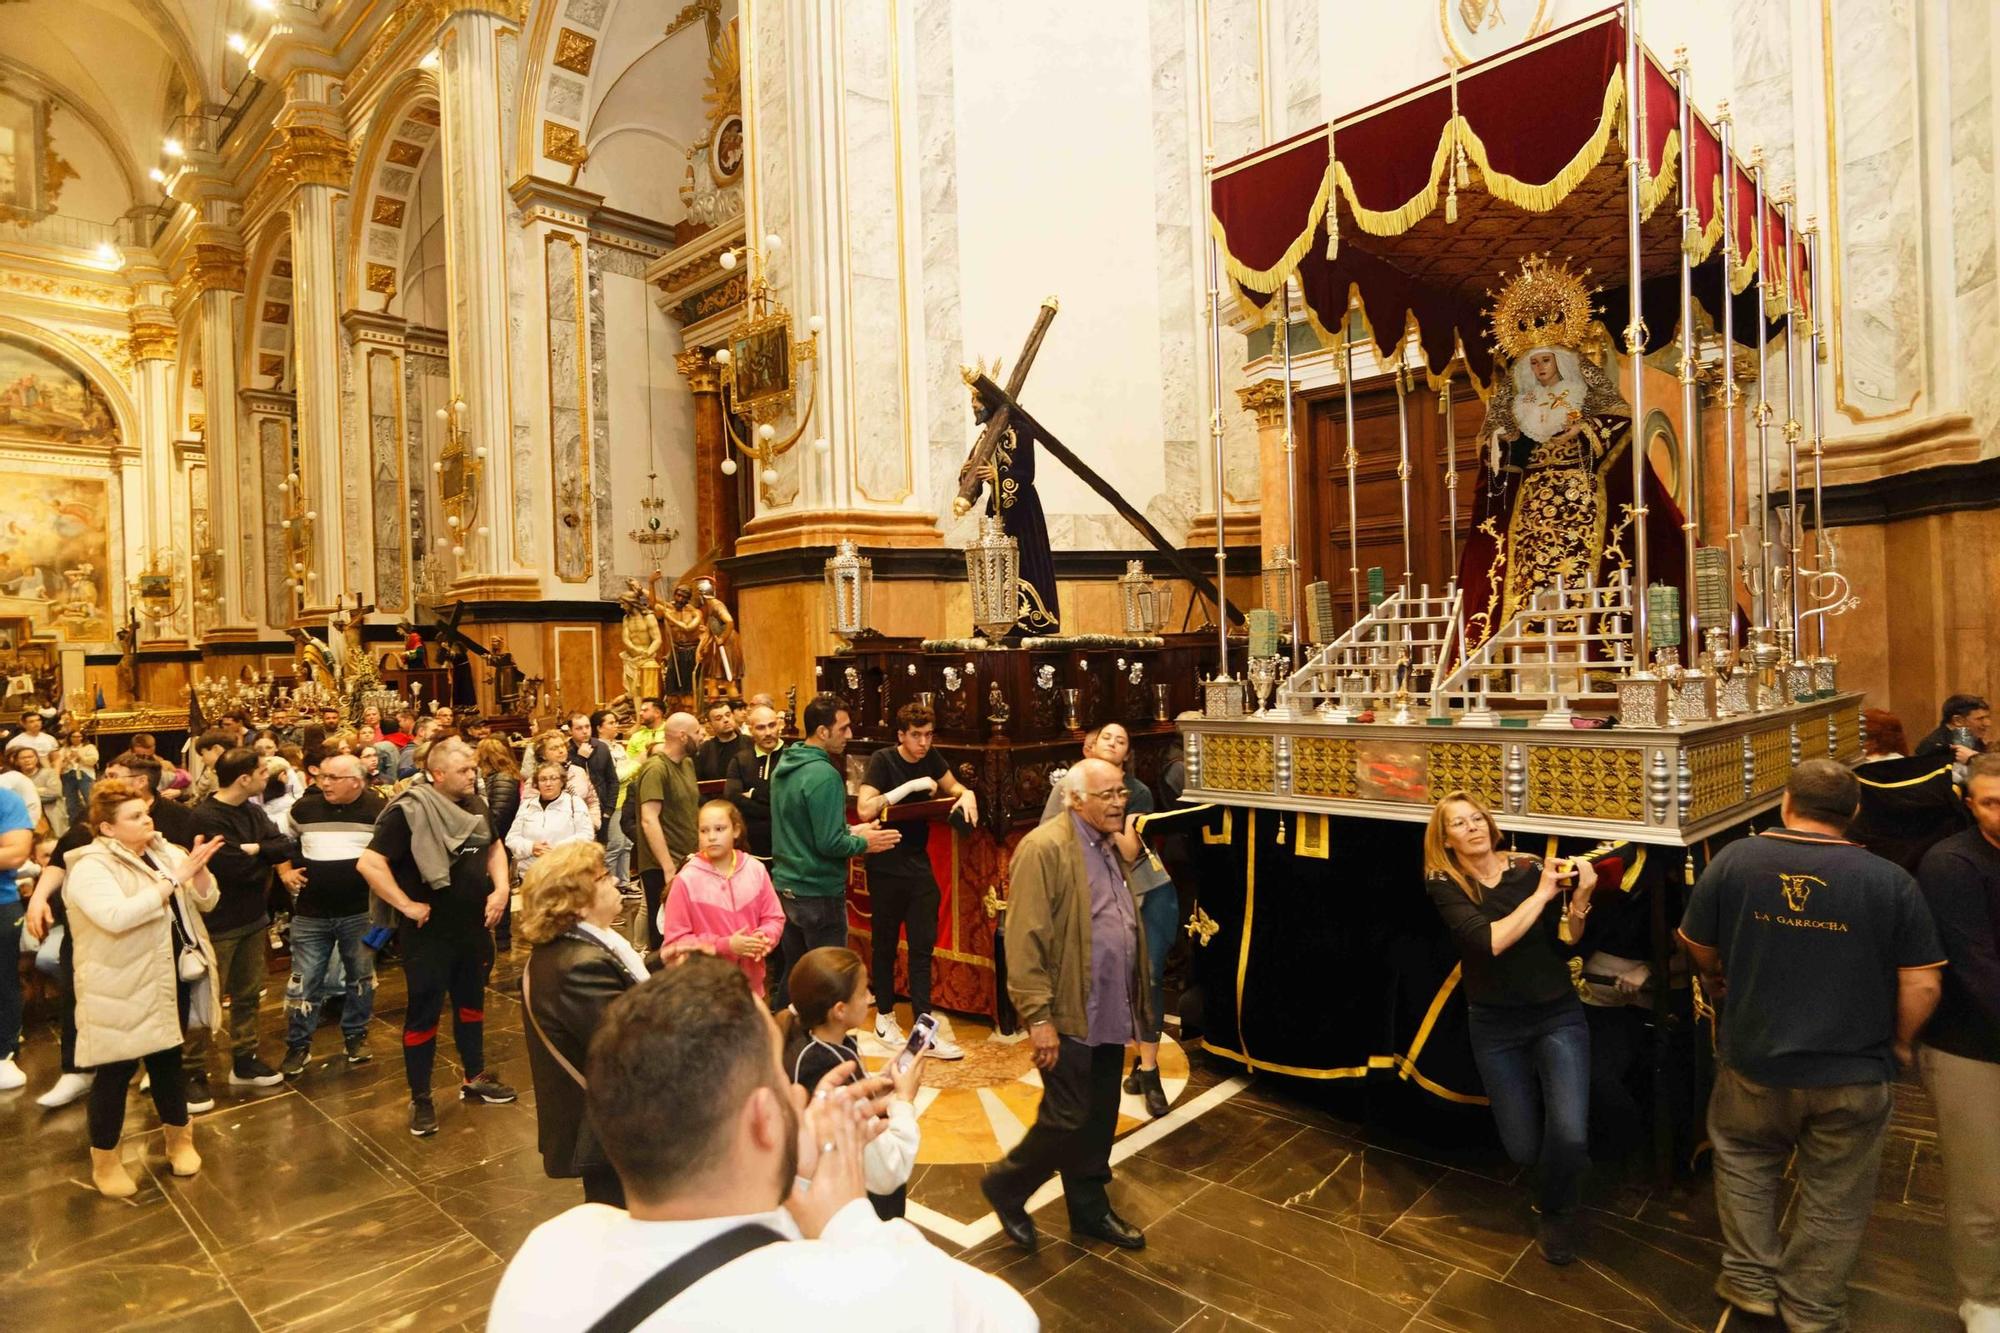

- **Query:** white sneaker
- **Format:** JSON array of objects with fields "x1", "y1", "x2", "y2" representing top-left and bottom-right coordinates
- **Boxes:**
[
  {"x1": 874, "y1": 1014, "x2": 906, "y2": 1048},
  {"x1": 1963, "y1": 1300, "x2": 2000, "y2": 1333},
  {"x1": 0, "y1": 1057, "x2": 23, "y2": 1090},
  {"x1": 929, "y1": 1032, "x2": 965, "y2": 1061},
  {"x1": 36, "y1": 1071, "x2": 92, "y2": 1108}
]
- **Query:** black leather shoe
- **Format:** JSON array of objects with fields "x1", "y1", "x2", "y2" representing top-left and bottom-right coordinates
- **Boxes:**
[
  {"x1": 1138, "y1": 1065, "x2": 1169, "y2": 1119},
  {"x1": 1070, "y1": 1210, "x2": 1146, "y2": 1250},
  {"x1": 980, "y1": 1175, "x2": 1039, "y2": 1252},
  {"x1": 1535, "y1": 1214, "x2": 1577, "y2": 1266}
]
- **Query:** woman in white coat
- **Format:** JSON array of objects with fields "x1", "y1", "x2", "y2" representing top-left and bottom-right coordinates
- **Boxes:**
[
  {"x1": 64, "y1": 779, "x2": 224, "y2": 1198},
  {"x1": 506, "y1": 764, "x2": 599, "y2": 880}
]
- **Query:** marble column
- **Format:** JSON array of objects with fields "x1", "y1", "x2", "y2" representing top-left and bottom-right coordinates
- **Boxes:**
[
  {"x1": 184, "y1": 244, "x2": 252, "y2": 637},
  {"x1": 674, "y1": 347, "x2": 735, "y2": 559},
  {"x1": 128, "y1": 280, "x2": 183, "y2": 643},
  {"x1": 1239, "y1": 378, "x2": 1289, "y2": 560},
  {"x1": 276, "y1": 72, "x2": 352, "y2": 619},
  {"x1": 434, "y1": 0, "x2": 539, "y2": 597}
]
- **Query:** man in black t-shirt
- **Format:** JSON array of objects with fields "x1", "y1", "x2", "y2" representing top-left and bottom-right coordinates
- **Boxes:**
[
  {"x1": 856, "y1": 703, "x2": 977, "y2": 1060},
  {"x1": 1680, "y1": 760, "x2": 1944, "y2": 1329},
  {"x1": 357, "y1": 738, "x2": 517, "y2": 1137},
  {"x1": 280, "y1": 752, "x2": 387, "y2": 1075},
  {"x1": 695, "y1": 699, "x2": 753, "y2": 783},
  {"x1": 723, "y1": 704, "x2": 787, "y2": 860}
]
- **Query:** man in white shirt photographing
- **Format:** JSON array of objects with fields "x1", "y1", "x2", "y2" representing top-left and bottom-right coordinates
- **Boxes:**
[{"x1": 490, "y1": 957, "x2": 1035, "y2": 1332}]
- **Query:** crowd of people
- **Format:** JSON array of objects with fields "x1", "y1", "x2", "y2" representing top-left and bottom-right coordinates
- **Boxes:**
[{"x1": 0, "y1": 681, "x2": 1992, "y2": 1331}]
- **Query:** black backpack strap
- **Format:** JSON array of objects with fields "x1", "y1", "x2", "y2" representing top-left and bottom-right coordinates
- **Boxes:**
[{"x1": 582, "y1": 1223, "x2": 786, "y2": 1333}]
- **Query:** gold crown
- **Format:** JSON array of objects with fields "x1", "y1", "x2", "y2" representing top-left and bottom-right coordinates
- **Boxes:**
[{"x1": 1487, "y1": 254, "x2": 1596, "y2": 360}]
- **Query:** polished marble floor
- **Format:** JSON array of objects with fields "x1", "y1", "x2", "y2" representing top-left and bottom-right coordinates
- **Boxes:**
[{"x1": 2, "y1": 941, "x2": 1965, "y2": 1332}]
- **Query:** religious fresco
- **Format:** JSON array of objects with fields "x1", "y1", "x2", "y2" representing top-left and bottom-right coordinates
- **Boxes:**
[
  {"x1": 0, "y1": 470, "x2": 113, "y2": 641},
  {"x1": 0, "y1": 333, "x2": 117, "y2": 446}
]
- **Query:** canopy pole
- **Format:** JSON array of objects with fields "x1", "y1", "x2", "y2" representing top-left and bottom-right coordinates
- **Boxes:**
[
  {"x1": 1805, "y1": 219, "x2": 1830, "y2": 660},
  {"x1": 1718, "y1": 103, "x2": 1741, "y2": 643},
  {"x1": 1622, "y1": 0, "x2": 1652, "y2": 661},
  {"x1": 1394, "y1": 338, "x2": 1415, "y2": 593},
  {"x1": 1197, "y1": 0, "x2": 1230, "y2": 686},
  {"x1": 1441, "y1": 363, "x2": 1459, "y2": 562},
  {"x1": 1750, "y1": 149, "x2": 1774, "y2": 641},
  {"x1": 1280, "y1": 281, "x2": 1303, "y2": 666},
  {"x1": 1343, "y1": 330, "x2": 1361, "y2": 626},
  {"x1": 1673, "y1": 48, "x2": 1701, "y2": 653},
  {"x1": 1778, "y1": 191, "x2": 1802, "y2": 654}
]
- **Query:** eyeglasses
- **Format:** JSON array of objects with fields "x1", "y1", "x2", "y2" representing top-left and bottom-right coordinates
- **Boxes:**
[
  {"x1": 1083, "y1": 787, "x2": 1130, "y2": 803},
  {"x1": 1444, "y1": 816, "x2": 1484, "y2": 832}
]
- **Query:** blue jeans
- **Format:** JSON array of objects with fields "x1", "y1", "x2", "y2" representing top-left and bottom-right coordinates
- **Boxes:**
[
  {"x1": 285, "y1": 913, "x2": 375, "y2": 1049},
  {"x1": 1467, "y1": 996, "x2": 1591, "y2": 1219},
  {"x1": 771, "y1": 891, "x2": 847, "y2": 1012},
  {"x1": 62, "y1": 770, "x2": 92, "y2": 823},
  {"x1": 605, "y1": 810, "x2": 633, "y2": 884},
  {"x1": 1137, "y1": 887, "x2": 1178, "y2": 1042}
]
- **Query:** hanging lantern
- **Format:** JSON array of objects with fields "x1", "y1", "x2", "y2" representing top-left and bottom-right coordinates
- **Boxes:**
[
  {"x1": 965, "y1": 514, "x2": 1021, "y2": 641},
  {"x1": 1262, "y1": 544, "x2": 1294, "y2": 619},
  {"x1": 824, "y1": 539, "x2": 873, "y2": 644},
  {"x1": 1118, "y1": 560, "x2": 1171, "y2": 635}
]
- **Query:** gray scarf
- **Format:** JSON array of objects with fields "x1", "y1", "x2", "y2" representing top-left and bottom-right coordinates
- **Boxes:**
[{"x1": 393, "y1": 783, "x2": 491, "y2": 891}]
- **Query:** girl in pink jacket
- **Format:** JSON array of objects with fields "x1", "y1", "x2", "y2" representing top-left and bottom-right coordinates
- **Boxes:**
[{"x1": 658, "y1": 799, "x2": 786, "y2": 995}]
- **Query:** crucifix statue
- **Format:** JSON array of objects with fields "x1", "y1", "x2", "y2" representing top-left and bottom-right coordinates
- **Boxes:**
[{"x1": 956, "y1": 302, "x2": 1244, "y2": 631}]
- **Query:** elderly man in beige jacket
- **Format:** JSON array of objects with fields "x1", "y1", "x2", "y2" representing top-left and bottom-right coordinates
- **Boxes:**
[{"x1": 981, "y1": 756, "x2": 1152, "y2": 1254}]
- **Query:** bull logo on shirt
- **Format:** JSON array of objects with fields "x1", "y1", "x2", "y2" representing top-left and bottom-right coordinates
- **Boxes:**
[{"x1": 1777, "y1": 873, "x2": 1823, "y2": 914}]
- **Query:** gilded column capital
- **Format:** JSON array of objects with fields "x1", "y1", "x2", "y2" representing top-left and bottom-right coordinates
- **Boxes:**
[
  {"x1": 430, "y1": 0, "x2": 527, "y2": 22},
  {"x1": 178, "y1": 242, "x2": 247, "y2": 297},
  {"x1": 129, "y1": 313, "x2": 179, "y2": 363},
  {"x1": 1236, "y1": 379, "x2": 1290, "y2": 429},
  {"x1": 676, "y1": 347, "x2": 721, "y2": 394},
  {"x1": 274, "y1": 124, "x2": 354, "y2": 190}
]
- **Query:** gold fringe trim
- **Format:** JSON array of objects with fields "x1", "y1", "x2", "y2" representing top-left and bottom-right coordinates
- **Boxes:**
[
  {"x1": 1208, "y1": 161, "x2": 1335, "y2": 294},
  {"x1": 1335, "y1": 126, "x2": 1457, "y2": 236},
  {"x1": 1454, "y1": 70, "x2": 1624, "y2": 218}
]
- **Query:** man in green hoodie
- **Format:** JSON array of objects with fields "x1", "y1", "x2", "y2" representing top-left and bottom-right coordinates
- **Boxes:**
[{"x1": 769, "y1": 693, "x2": 898, "y2": 1008}]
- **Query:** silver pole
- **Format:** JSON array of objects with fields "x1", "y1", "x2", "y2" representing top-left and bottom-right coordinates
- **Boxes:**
[
  {"x1": 1441, "y1": 366, "x2": 1459, "y2": 562},
  {"x1": 1280, "y1": 281, "x2": 1303, "y2": 666},
  {"x1": 1343, "y1": 329, "x2": 1361, "y2": 625},
  {"x1": 1674, "y1": 49, "x2": 1700, "y2": 651},
  {"x1": 1718, "y1": 103, "x2": 1740, "y2": 640},
  {"x1": 1805, "y1": 220, "x2": 1829, "y2": 658},
  {"x1": 1394, "y1": 341, "x2": 1414, "y2": 592},
  {"x1": 1750, "y1": 149, "x2": 1773, "y2": 635},
  {"x1": 1778, "y1": 192, "x2": 1802, "y2": 649},
  {"x1": 1205, "y1": 218, "x2": 1230, "y2": 677},
  {"x1": 1623, "y1": 0, "x2": 1652, "y2": 658}
]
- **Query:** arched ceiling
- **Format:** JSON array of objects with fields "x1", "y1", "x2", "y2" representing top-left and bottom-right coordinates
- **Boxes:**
[{"x1": 0, "y1": 0, "x2": 256, "y2": 211}]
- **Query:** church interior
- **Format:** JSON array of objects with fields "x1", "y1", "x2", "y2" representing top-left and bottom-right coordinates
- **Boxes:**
[{"x1": 0, "y1": 0, "x2": 1995, "y2": 1329}]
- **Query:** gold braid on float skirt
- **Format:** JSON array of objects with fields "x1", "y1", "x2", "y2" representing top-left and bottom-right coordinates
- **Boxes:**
[{"x1": 1486, "y1": 253, "x2": 1597, "y2": 360}]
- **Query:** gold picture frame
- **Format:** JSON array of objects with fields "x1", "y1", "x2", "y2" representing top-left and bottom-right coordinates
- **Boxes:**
[{"x1": 727, "y1": 311, "x2": 792, "y2": 414}]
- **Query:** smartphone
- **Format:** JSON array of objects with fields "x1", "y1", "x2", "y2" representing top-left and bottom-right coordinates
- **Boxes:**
[{"x1": 885, "y1": 1013, "x2": 939, "y2": 1080}]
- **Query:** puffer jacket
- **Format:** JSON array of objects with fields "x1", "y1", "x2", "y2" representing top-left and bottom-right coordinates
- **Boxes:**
[
  {"x1": 64, "y1": 835, "x2": 222, "y2": 1066},
  {"x1": 505, "y1": 792, "x2": 599, "y2": 868}
]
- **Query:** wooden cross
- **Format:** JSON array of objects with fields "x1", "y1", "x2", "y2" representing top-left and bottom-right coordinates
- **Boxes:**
[{"x1": 956, "y1": 302, "x2": 1244, "y2": 626}]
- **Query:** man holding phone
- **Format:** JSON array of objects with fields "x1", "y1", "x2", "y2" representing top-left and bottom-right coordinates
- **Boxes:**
[{"x1": 982, "y1": 757, "x2": 1151, "y2": 1253}]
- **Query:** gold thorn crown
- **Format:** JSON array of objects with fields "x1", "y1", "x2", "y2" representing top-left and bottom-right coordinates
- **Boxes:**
[{"x1": 1487, "y1": 253, "x2": 1596, "y2": 360}]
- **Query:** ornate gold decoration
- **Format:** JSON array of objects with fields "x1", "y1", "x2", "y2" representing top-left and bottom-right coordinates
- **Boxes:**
[
  {"x1": 1186, "y1": 904, "x2": 1220, "y2": 947},
  {"x1": 1429, "y1": 742, "x2": 1504, "y2": 809},
  {"x1": 371, "y1": 197, "x2": 407, "y2": 227},
  {"x1": 365, "y1": 263, "x2": 398, "y2": 296},
  {"x1": 70, "y1": 329, "x2": 134, "y2": 379},
  {"x1": 0, "y1": 269, "x2": 128, "y2": 310},
  {"x1": 128, "y1": 319, "x2": 178, "y2": 363},
  {"x1": 409, "y1": 105, "x2": 440, "y2": 127},
  {"x1": 429, "y1": 0, "x2": 527, "y2": 20},
  {"x1": 188, "y1": 413, "x2": 205, "y2": 435},
  {"x1": 702, "y1": 18, "x2": 741, "y2": 139},
  {"x1": 1525, "y1": 745, "x2": 1644, "y2": 821},
  {"x1": 260, "y1": 300, "x2": 290, "y2": 324},
  {"x1": 178, "y1": 242, "x2": 246, "y2": 296},
  {"x1": 1686, "y1": 740, "x2": 1738, "y2": 823},
  {"x1": 542, "y1": 121, "x2": 589, "y2": 167},
  {"x1": 674, "y1": 347, "x2": 720, "y2": 394},
  {"x1": 1202, "y1": 734, "x2": 1275, "y2": 794},
  {"x1": 273, "y1": 125, "x2": 354, "y2": 189},
  {"x1": 666, "y1": 0, "x2": 722, "y2": 42},
  {"x1": 386, "y1": 140, "x2": 425, "y2": 166},
  {"x1": 1236, "y1": 379, "x2": 1289, "y2": 429},
  {"x1": 258, "y1": 353, "x2": 285, "y2": 381},
  {"x1": 1749, "y1": 726, "x2": 1789, "y2": 798},
  {"x1": 1293, "y1": 736, "x2": 1359, "y2": 799},
  {"x1": 553, "y1": 27, "x2": 597, "y2": 74},
  {"x1": 1832, "y1": 704, "x2": 1860, "y2": 759},
  {"x1": 1488, "y1": 253, "x2": 1595, "y2": 359}
]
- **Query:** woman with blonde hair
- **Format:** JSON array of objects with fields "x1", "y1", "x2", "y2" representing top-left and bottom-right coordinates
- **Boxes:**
[
  {"x1": 1422, "y1": 790, "x2": 1614, "y2": 1267},
  {"x1": 532, "y1": 730, "x2": 600, "y2": 827},
  {"x1": 506, "y1": 763, "x2": 598, "y2": 879},
  {"x1": 64, "y1": 779, "x2": 225, "y2": 1197},
  {"x1": 517, "y1": 840, "x2": 647, "y2": 1206}
]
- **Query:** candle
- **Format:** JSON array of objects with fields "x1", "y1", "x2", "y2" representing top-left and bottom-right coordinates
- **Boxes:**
[
  {"x1": 1366, "y1": 566, "x2": 1387, "y2": 606},
  {"x1": 1647, "y1": 584, "x2": 1682, "y2": 649},
  {"x1": 1247, "y1": 609, "x2": 1280, "y2": 658}
]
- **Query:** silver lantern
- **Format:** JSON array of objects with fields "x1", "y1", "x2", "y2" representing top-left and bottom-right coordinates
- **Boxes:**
[
  {"x1": 965, "y1": 515, "x2": 1021, "y2": 641},
  {"x1": 1118, "y1": 560, "x2": 1171, "y2": 635},
  {"x1": 824, "y1": 539, "x2": 873, "y2": 643}
]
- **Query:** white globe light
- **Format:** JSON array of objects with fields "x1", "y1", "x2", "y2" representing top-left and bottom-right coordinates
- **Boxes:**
[
  {"x1": 446, "y1": 515, "x2": 460, "y2": 528},
  {"x1": 764, "y1": 233, "x2": 783, "y2": 252},
  {"x1": 719, "y1": 457, "x2": 737, "y2": 476},
  {"x1": 714, "y1": 348, "x2": 731, "y2": 365},
  {"x1": 305, "y1": 510, "x2": 317, "y2": 521},
  {"x1": 280, "y1": 519, "x2": 291, "y2": 530},
  {"x1": 437, "y1": 536, "x2": 449, "y2": 547},
  {"x1": 808, "y1": 315, "x2": 824, "y2": 334},
  {"x1": 291, "y1": 561, "x2": 302, "y2": 573},
  {"x1": 306, "y1": 570, "x2": 317, "y2": 581},
  {"x1": 477, "y1": 525, "x2": 489, "y2": 536},
  {"x1": 277, "y1": 481, "x2": 288, "y2": 493},
  {"x1": 434, "y1": 461, "x2": 444, "y2": 473},
  {"x1": 284, "y1": 577, "x2": 295, "y2": 589},
  {"x1": 451, "y1": 545, "x2": 464, "y2": 557},
  {"x1": 474, "y1": 446, "x2": 487, "y2": 459},
  {"x1": 761, "y1": 466, "x2": 779, "y2": 486},
  {"x1": 435, "y1": 407, "x2": 448, "y2": 421},
  {"x1": 718, "y1": 250, "x2": 736, "y2": 270},
  {"x1": 813, "y1": 436, "x2": 829, "y2": 454},
  {"x1": 757, "y1": 422, "x2": 775, "y2": 442}
]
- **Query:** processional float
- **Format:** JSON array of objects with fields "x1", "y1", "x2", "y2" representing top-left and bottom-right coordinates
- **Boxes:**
[{"x1": 1183, "y1": 2, "x2": 1859, "y2": 847}]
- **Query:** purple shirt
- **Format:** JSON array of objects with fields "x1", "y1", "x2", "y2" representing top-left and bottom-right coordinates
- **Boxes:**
[{"x1": 1072, "y1": 812, "x2": 1137, "y2": 1047}]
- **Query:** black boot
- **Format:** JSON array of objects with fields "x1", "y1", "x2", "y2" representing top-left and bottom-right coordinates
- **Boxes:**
[
  {"x1": 1122, "y1": 1054, "x2": 1143, "y2": 1096},
  {"x1": 1137, "y1": 1064, "x2": 1169, "y2": 1119}
]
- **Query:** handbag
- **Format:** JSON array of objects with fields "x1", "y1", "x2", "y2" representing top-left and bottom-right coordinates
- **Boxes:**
[
  {"x1": 24, "y1": 919, "x2": 63, "y2": 977},
  {"x1": 164, "y1": 881, "x2": 208, "y2": 982},
  {"x1": 582, "y1": 1225, "x2": 784, "y2": 1333}
]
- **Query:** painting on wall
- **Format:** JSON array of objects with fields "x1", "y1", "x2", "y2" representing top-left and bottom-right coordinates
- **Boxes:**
[
  {"x1": 0, "y1": 471, "x2": 113, "y2": 641},
  {"x1": 0, "y1": 333, "x2": 117, "y2": 447}
]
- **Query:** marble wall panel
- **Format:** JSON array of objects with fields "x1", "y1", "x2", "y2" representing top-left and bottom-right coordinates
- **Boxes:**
[
  {"x1": 1948, "y1": 0, "x2": 1998, "y2": 447},
  {"x1": 1149, "y1": 0, "x2": 1199, "y2": 545},
  {"x1": 915, "y1": 0, "x2": 970, "y2": 541},
  {"x1": 585, "y1": 244, "x2": 615, "y2": 596},
  {"x1": 546, "y1": 233, "x2": 592, "y2": 581},
  {"x1": 403, "y1": 357, "x2": 431, "y2": 576},
  {"x1": 258, "y1": 416, "x2": 292, "y2": 623},
  {"x1": 366, "y1": 350, "x2": 409, "y2": 613},
  {"x1": 1206, "y1": 0, "x2": 1263, "y2": 162},
  {"x1": 753, "y1": 0, "x2": 799, "y2": 509},
  {"x1": 843, "y1": 0, "x2": 910, "y2": 504},
  {"x1": 1280, "y1": 0, "x2": 1320, "y2": 136}
]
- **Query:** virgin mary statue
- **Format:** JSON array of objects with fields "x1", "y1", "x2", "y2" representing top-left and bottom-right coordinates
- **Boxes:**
[{"x1": 1454, "y1": 255, "x2": 1684, "y2": 648}]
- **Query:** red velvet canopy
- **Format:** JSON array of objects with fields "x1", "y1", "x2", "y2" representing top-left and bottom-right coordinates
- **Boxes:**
[{"x1": 1208, "y1": 8, "x2": 1809, "y2": 385}]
